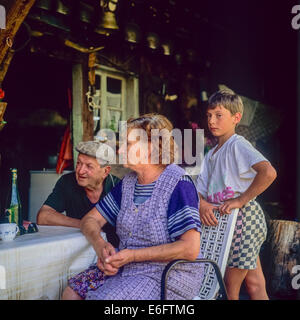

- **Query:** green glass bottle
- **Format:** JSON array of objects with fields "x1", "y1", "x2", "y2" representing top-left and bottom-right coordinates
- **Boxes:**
[{"x1": 6, "y1": 168, "x2": 22, "y2": 227}]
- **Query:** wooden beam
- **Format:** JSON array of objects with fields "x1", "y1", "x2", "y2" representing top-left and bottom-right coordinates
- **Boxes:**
[
  {"x1": 0, "y1": 0, "x2": 36, "y2": 68},
  {"x1": 64, "y1": 39, "x2": 104, "y2": 54},
  {"x1": 29, "y1": 39, "x2": 85, "y2": 64}
]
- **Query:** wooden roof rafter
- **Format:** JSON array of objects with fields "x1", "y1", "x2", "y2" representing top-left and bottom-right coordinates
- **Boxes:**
[{"x1": 0, "y1": 0, "x2": 36, "y2": 84}]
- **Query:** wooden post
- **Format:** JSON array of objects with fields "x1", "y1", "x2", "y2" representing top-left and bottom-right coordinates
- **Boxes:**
[
  {"x1": 261, "y1": 219, "x2": 300, "y2": 299},
  {"x1": 72, "y1": 64, "x2": 84, "y2": 166},
  {"x1": 82, "y1": 58, "x2": 94, "y2": 141},
  {"x1": 72, "y1": 62, "x2": 94, "y2": 165}
]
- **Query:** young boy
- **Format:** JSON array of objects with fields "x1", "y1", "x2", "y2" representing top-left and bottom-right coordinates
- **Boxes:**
[{"x1": 196, "y1": 89, "x2": 277, "y2": 300}]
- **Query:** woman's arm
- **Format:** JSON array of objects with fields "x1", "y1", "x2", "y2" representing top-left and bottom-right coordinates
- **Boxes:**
[
  {"x1": 134, "y1": 229, "x2": 200, "y2": 261},
  {"x1": 105, "y1": 229, "x2": 200, "y2": 269},
  {"x1": 80, "y1": 207, "x2": 118, "y2": 275}
]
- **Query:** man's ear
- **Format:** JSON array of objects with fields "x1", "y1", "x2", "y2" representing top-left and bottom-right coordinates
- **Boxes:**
[{"x1": 104, "y1": 165, "x2": 111, "y2": 177}]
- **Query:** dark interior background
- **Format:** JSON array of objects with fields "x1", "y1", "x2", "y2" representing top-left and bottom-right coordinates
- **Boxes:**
[{"x1": 0, "y1": 0, "x2": 298, "y2": 221}]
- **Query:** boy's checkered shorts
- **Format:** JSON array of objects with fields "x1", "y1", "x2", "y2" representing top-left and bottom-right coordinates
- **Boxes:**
[{"x1": 227, "y1": 200, "x2": 267, "y2": 270}]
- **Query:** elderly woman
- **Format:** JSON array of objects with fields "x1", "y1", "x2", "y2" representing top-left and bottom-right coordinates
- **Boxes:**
[{"x1": 62, "y1": 114, "x2": 202, "y2": 300}]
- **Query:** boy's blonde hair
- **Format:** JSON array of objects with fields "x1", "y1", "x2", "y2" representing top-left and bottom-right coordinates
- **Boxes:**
[{"x1": 208, "y1": 89, "x2": 244, "y2": 117}]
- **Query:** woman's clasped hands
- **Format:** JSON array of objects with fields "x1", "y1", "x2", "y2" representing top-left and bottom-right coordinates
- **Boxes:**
[{"x1": 97, "y1": 242, "x2": 135, "y2": 276}]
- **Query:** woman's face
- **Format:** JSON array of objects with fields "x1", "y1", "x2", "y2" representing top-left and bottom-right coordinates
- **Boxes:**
[{"x1": 118, "y1": 128, "x2": 151, "y2": 169}]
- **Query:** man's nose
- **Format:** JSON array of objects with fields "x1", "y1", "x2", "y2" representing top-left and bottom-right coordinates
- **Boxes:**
[{"x1": 78, "y1": 164, "x2": 87, "y2": 174}]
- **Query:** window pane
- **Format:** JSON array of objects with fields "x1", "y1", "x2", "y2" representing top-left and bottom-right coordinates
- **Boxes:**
[
  {"x1": 106, "y1": 77, "x2": 122, "y2": 111},
  {"x1": 107, "y1": 109, "x2": 122, "y2": 132},
  {"x1": 95, "y1": 75, "x2": 101, "y2": 90},
  {"x1": 107, "y1": 77, "x2": 121, "y2": 94}
]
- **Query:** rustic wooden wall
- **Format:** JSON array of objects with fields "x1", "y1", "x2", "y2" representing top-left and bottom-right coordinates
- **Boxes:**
[{"x1": 261, "y1": 219, "x2": 300, "y2": 299}]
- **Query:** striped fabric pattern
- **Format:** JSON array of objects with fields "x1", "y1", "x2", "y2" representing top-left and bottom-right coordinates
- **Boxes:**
[
  {"x1": 168, "y1": 205, "x2": 201, "y2": 240},
  {"x1": 96, "y1": 192, "x2": 119, "y2": 226},
  {"x1": 95, "y1": 175, "x2": 201, "y2": 240},
  {"x1": 86, "y1": 164, "x2": 203, "y2": 300},
  {"x1": 133, "y1": 181, "x2": 156, "y2": 205}
]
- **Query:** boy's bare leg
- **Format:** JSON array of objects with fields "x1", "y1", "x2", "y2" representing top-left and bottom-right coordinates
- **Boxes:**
[
  {"x1": 244, "y1": 257, "x2": 269, "y2": 300},
  {"x1": 224, "y1": 267, "x2": 248, "y2": 300}
]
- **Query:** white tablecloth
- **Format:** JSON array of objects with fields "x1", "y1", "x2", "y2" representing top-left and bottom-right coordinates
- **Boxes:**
[{"x1": 0, "y1": 226, "x2": 98, "y2": 300}]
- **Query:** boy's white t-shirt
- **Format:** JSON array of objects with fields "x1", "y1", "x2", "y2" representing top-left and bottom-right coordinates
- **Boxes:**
[{"x1": 196, "y1": 134, "x2": 268, "y2": 204}]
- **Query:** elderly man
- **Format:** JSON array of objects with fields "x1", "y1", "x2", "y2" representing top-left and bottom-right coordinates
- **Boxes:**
[{"x1": 37, "y1": 141, "x2": 120, "y2": 246}]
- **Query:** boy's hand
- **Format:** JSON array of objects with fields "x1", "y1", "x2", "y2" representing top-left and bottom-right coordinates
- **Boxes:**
[
  {"x1": 199, "y1": 202, "x2": 219, "y2": 226},
  {"x1": 219, "y1": 197, "x2": 244, "y2": 215}
]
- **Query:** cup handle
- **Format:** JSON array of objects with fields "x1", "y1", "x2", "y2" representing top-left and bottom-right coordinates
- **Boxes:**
[{"x1": 16, "y1": 225, "x2": 19, "y2": 234}]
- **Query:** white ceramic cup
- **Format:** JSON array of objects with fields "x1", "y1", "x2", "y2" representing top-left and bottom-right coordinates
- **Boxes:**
[{"x1": 0, "y1": 223, "x2": 19, "y2": 242}]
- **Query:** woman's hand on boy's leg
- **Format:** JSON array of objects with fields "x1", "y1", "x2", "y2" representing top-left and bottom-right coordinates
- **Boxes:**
[
  {"x1": 199, "y1": 202, "x2": 219, "y2": 226},
  {"x1": 219, "y1": 197, "x2": 243, "y2": 215}
]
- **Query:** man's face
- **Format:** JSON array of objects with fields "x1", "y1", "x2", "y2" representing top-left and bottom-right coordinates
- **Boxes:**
[{"x1": 75, "y1": 154, "x2": 110, "y2": 189}]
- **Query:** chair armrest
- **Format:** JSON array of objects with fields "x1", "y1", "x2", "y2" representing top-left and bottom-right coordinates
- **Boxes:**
[{"x1": 160, "y1": 259, "x2": 228, "y2": 300}]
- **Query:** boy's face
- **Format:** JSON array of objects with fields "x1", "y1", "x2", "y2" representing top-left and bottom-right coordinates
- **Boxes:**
[{"x1": 206, "y1": 105, "x2": 242, "y2": 138}]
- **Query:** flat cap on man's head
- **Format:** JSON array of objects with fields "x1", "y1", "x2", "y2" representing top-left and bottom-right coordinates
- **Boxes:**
[{"x1": 76, "y1": 140, "x2": 115, "y2": 164}]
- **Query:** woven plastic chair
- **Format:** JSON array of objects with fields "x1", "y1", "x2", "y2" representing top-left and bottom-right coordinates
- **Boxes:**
[{"x1": 161, "y1": 208, "x2": 239, "y2": 300}]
